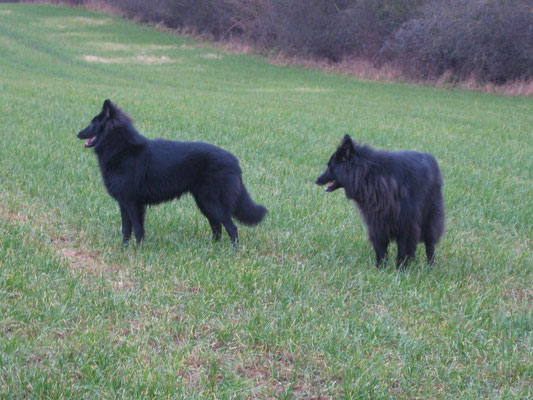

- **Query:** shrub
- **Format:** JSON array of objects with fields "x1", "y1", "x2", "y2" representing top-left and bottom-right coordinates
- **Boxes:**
[{"x1": 382, "y1": 0, "x2": 533, "y2": 83}]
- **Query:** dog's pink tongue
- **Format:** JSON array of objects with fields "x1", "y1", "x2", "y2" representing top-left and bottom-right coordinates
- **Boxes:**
[{"x1": 84, "y1": 137, "x2": 94, "y2": 148}]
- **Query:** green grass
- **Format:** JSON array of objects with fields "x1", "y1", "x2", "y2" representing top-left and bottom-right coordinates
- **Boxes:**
[{"x1": 0, "y1": 3, "x2": 531, "y2": 399}]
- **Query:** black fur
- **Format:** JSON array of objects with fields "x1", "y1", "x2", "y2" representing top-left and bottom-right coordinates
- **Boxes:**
[
  {"x1": 316, "y1": 134, "x2": 444, "y2": 268},
  {"x1": 77, "y1": 100, "x2": 267, "y2": 245}
]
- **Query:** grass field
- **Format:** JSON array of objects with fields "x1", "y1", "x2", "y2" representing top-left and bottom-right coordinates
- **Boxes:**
[{"x1": 0, "y1": 4, "x2": 531, "y2": 399}]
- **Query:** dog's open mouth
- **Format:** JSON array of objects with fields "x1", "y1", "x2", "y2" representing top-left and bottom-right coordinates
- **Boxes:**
[
  {"x1": 84, "y1": 136, "x2": 97, "y2": 148},
  {"x1": 325, "y1": 181, "x2": 340, "y2": 192}
]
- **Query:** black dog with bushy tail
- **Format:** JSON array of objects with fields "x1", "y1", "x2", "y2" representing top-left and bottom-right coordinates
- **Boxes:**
[
  {"x1": 77, "y1": 99, "x2": 266, "y2": 245},
  {"x1": 316, "y1": 135, "x2": 444, "y2": 268}
]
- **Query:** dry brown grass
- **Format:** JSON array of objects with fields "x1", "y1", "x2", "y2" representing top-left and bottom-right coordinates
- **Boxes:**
[
  {"x1": 83, "y1": 54, "x2": 175, "y2": 64},
  {"x1": 23, "y1": 0, "x2": 122, "y2": 16},
  {"x1": 268, "y1": 52, "x2": 404, "y2": 83},
  {"x1": 0, "y1": 194, "x2": 135, "y2": 291},
  {"x1": 472, "y1": 79, "x2": 533, "y2": 97},
  {"x1": 81, "y1": 0, "x2": 122, "y2": 15},
  {"x1": 199, "y1": 53, "x2": 223, "y2": 60},
  {"x1": 92, "y1": 42, "x2": 175, "y2": 51}
]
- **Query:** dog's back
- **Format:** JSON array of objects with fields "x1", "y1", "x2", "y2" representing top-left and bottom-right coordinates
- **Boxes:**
[{"x1": 139, "y1": 140, "x2": 242, "y2": 205}]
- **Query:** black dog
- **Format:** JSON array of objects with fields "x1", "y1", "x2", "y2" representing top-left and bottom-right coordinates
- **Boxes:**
[
  {"x1": 77, "y1": 100, "x2": 267, "y2": 245},
  {"x1": 316, "y1": 135, "x2": 444, "y2": 268}
]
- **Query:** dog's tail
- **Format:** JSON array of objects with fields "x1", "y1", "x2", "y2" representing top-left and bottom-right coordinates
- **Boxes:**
[{"x1": 233, "y1": 181, "x2": 267, "y2": 226}]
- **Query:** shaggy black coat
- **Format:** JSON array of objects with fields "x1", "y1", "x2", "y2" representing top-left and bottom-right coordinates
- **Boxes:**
[
  {"x1": 316, "y1": 134, "x2": 444, "y2": 268},
  {"x1": 77, "y1": 100, "x2": 266, "y2": 244}
]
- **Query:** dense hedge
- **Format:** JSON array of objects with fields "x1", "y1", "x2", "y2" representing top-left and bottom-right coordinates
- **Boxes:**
[
  {"x1": 382, "y1": 0, "x2": 533, "y2": 83},
  {"x1": 47, "y1": 0, "x2": 533, "y2": 83}
]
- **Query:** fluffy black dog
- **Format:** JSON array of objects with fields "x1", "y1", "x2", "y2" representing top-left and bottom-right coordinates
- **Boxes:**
[
  {"x1": 316, "y1": 135, "x2": 444, "y2": 268},
  {"x1": 77, "y1": 100, "x2": 267, "y2": 245}
]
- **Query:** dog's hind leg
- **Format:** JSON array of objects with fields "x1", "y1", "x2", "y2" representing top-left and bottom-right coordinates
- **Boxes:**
[
  {"x1": 126, "y1": 202, "x2": 146, "y2": 244},
  {"x1": 193, "y1": 191, "x2": 237, "y2": 245},
  {"x1": 221, "y1": 215, "x2": 239, "y2": 245},
  {"x1": 397, "y1": 231, "x2": 418, "y2": 269},
  {"x1": 120, "y1": 204, "x2": 132, "y2": 243},
  {"x1": 396, "y1": 242, "x2": 413, "y2": 269},
  {"x1": 424, "y1": 241, "x2": 435, "y2": 265},
  {"x1": 422, "y1": 196, "x2": 444, "y2": 265},
  {"x1": 422, "y1": 217, "x2": 439, "y2": 265},
  {"x1": 193, "y1": 195, "x2": 222, "y2": 241},
  {"x1": 208, "y1": 219, "x2": 222, "y2": 241}
]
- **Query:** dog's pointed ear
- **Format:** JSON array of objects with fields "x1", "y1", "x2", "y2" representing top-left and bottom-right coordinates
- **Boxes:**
[
  {"x1": 103, "y1": 99, "x2": 115, "y2": 119},
  {"x1": 340, "y1": 134, "x2": 354, "y2": 160}
]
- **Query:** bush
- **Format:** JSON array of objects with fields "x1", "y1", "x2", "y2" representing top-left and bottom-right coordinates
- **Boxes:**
[
  {"x1": 110, "y1": 0, "x2": 172, "y2": 25},
  {"x1": 382, "y1": 0, "x2": 533, "y2": 83},
  {"x1": 259, "y1": 0, "x2": 381, "y2": 60}
]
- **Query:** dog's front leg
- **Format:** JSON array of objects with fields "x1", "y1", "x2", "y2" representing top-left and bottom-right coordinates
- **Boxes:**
[
  {"x1": 119, "y1": 204, "x2": 132, "y2": 243},
  {"x1": 125, "y1": 202, "x2": 146, "y2": 244}
]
